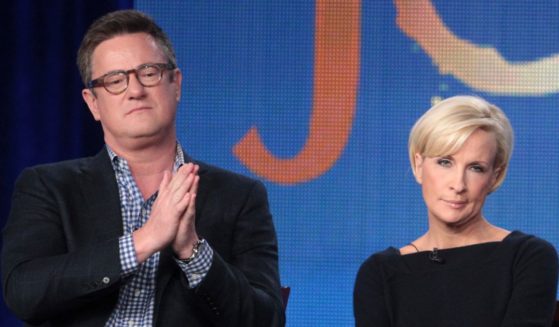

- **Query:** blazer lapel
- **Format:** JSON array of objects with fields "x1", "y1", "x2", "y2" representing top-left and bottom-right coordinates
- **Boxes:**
[{"x1": 78, "y1": 149, "x2": 123, "y2": 240}]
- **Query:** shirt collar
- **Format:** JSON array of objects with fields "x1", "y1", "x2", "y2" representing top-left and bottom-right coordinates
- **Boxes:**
[{"x1": 106, "y1": 142, "x2": 186, "y2": 173}]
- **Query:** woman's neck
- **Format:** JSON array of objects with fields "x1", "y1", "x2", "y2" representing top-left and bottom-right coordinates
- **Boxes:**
[{"x1": 416, "y1": 219, "x2": 509, "y2": 251}]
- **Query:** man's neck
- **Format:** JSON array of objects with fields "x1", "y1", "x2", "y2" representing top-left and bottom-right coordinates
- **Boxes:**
[
  {"x1": 108, "y1": 136, "x2": 177, "y2": 170},
  {"x1": 108, "y1": 137, "x2": 178, "y2": 199}
]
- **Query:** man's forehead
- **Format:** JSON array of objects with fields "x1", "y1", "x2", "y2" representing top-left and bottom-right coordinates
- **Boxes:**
[{"x1": 90, "y1": 33, "x2": 166, "y2": 73}]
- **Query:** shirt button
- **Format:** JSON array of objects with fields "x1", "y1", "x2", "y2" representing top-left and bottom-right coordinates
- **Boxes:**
[
  {"x1": 128, "y1": 319, "x2": 135, "y2": 327},
  {"x1": 134, "y1": 289, "x2": 141, "y2": 297},
  {"x1": 191, "y1": 273, "x2": 201, "y2": 279},
  {"x1": 102, "y1": 277, "x2": 110, "y2": 284}
]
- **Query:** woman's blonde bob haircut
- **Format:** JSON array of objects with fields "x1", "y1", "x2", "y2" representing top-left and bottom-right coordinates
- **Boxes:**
[{"x1": 409, "y1": 95, "x2": 514, "y2": 192}]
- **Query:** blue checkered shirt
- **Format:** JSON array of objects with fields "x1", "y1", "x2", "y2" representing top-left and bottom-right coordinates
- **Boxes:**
[{"x1": 104, "y1": 144, "x2": 213, "y2": 327}]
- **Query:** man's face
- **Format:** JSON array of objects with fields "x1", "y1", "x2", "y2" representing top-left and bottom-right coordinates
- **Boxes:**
[{"x1": 82, "y1": 32, "x2": 182, "y2": 149}]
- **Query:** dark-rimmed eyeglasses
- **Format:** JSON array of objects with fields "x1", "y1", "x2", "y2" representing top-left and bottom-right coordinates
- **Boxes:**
[{"x1": 87, "y1": 63, "x2": 176, "y2": 95}]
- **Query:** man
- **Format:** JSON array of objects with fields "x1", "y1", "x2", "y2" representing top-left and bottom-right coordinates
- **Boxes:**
[{"x1": 2, "y1": 10, "x2": 284, "y2": 327}]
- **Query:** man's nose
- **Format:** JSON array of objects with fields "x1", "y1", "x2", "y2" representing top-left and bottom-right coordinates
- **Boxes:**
[{"x1": 126, "y1": 72, "x2": 147, "y2": 96}]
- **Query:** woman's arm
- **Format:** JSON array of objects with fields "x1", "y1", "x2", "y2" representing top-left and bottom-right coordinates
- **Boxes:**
[{"x1": 501, "y1": 236, "x2": 559, "y2": 326}]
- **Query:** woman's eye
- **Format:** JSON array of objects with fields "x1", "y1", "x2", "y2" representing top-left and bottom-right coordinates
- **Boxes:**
[
  {"x1": 470, "y1": 165, "x2": 486, "y2": 173},
  {"x1": 437, "y1": 159, "x2": 451, "y2": 167}
]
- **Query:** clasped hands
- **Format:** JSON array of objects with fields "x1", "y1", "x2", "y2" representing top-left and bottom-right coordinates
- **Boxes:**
[{"x1": 133, "y1": 163, "x2": 200, "y2": 263}]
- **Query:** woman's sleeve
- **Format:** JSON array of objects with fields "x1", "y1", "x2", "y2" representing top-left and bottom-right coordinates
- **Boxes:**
[
  {"x1": 353, "y1": 254, "x2": 391, "y2": 327},
  {"x1": 501, "y1": 236, "x2": 559, "y2": 327}
]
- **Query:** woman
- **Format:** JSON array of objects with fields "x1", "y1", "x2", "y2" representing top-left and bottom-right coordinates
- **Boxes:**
[{"x1": 354, "y1": 95, "x2": 558, "y2": 326}]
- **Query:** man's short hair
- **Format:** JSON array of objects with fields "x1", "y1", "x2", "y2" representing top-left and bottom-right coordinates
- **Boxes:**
[{"x1": 77, "y1": 9, "x2": 177, "y2": 86}]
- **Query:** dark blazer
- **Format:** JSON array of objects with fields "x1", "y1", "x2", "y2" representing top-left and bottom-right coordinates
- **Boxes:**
[{"x1": 1, "y1": 149, "x2": 284, "y2": 326}]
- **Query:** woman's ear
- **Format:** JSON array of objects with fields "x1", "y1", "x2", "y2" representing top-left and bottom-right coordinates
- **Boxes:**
[
  {"x1": 413, "y1": 153, "x2": 424, "y2": 184},
  {"x1": 492, "y1": 166, "x2": 502, "y2": 185}
]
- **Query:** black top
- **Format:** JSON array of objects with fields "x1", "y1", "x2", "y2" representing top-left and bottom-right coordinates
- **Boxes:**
[{"x1": 353, "y1": 231, "x2": 559, "y2": 327}]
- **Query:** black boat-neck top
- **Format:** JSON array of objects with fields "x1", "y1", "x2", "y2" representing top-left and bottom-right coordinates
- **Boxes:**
[{"x1": 354, "y1": 231, "x2": 558, "y2": 327}]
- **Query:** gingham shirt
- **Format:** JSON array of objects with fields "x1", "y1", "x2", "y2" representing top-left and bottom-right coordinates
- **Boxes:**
[{"x1": 105, "y1": 144, "x2": 213, "y2": 327}]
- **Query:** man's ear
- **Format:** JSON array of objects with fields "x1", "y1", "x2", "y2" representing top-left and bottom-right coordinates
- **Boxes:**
[
  {"x1": 413, "y1": 153, "x2": 424, "y2": 184},
  {"x1": 82, "y1": 89, "x2": 101, "y2": 121},
  {"x1": 172, "y1": 69, "x2": 182, "y2": 101}
]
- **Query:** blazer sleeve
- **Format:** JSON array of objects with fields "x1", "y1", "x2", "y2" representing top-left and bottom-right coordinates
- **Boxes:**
[
  {"x1": 189, "y1": 178, "x2": 285, "y2": 327},
  {"x1": 500, "y1": 236, "x2": 559, "y2": 327},
  {"x1": 354, "y1": 254, "x2": 391, "y2": 327},
  {"x1": 1, "y1": 167, "x2": 122, "y2": 324}
]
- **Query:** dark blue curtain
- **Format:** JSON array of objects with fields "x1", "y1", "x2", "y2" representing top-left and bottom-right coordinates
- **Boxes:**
[{"x1": 0, "y1": 1, "x2": 133, "y2": 325}]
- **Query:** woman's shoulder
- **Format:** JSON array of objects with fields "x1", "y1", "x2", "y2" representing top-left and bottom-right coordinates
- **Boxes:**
[
  {"x1": 505, "y1": 231, "x2": 557, "y2": 251},
  {"x1": 358, "y1": 247, "x2": 402, "y2": 273},
  {"x1": 503, "y1": 230, "x2": 558, "y2": 266}
]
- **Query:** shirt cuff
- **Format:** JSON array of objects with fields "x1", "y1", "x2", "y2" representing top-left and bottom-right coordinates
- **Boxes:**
[
  {"x1": 175, "y1": 240, "x2": 214, "y2": 288},
  {"x1": 118, "y1": 234, "x2": 139, "y2": 277}
]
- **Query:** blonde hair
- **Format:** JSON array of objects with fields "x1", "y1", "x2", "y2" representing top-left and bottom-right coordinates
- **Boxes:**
[{"x1": 409, "y1": 96, "x2": 514, "y2": 191}]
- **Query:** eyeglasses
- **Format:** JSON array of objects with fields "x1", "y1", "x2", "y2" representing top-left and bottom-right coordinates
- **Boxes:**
[{"x1": 87, "y1": 63, "x2": 176, "y2": 95}]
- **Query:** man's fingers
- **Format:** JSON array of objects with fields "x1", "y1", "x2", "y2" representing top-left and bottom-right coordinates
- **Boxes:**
[
  {"x1": 190, "y1": 174, "x2": 199, "y2": 195},
  {"x1": 158, "y1": 170, "x2": 172, "y2": 194},
  {"x1": 165, "y1": 163, "x2": 194, "y2": 203},
  {"x1": 169, "y1": 164, "x2": 190, "y2": 190},
  {"x1": 182, "y1": 164, "x2": 199, "y2": 193},
  {"x1": 184, "y1": 193, "x2": 196, "y2": 219}
]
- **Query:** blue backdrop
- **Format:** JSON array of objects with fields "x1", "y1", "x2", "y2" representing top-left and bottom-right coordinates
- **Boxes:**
[
  {"x1": 2, "y1": 1, "x2": 559, "y2": 326},
  {"x1": 137, "y1": 1, "x2": 559, "y2": 326}
]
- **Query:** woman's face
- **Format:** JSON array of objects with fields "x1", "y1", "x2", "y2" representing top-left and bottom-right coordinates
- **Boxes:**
[{"x1": 413, "y1": 129, "x2": 500, "y2": 228}]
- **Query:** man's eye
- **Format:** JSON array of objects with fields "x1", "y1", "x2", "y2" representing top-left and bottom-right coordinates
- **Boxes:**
[
  {"x1": 140, "y1": 67, "x2": 159, "y2": 78},
  {"x1": 105, "y1": 75, "x2": 126, "y2": 85}
]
